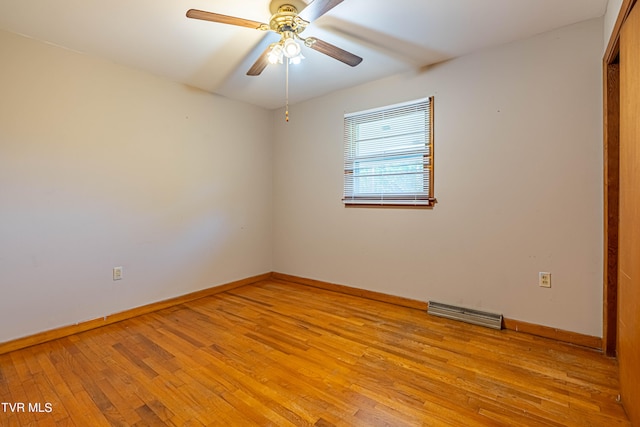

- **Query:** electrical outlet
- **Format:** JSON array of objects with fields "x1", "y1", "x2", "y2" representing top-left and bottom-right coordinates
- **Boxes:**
[
  {"x1": 113, "y1": 266, "x2": 123, "y2": 281},
  {"x1": 539, "y1": 272, "x2": 551, "y2": 288}
]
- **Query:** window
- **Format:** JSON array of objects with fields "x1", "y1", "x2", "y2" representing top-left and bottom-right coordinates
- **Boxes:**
[{"x1": 343, "y1": 97, "x2": 435, "y2": 207}]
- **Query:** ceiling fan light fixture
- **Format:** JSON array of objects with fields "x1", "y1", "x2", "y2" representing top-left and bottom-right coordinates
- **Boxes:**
[
  {"x1": 267, "y1": 44, "x2": 284, "y2": 64},
  {"x1": 186, "y1": 1, "x2": 363, "y2": 121},
  {"x1": 282, "y1": 37, "x2": 302, "y2": 58}
]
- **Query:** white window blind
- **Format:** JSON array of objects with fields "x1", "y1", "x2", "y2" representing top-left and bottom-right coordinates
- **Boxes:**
[{"x1": 343, "y1": 97, "x2": 435, "y2": 206}]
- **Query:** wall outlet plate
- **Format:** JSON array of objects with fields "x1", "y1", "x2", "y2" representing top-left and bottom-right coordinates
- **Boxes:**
[
  {"x1": 113, "y1": 266, "x2": 123, "y2": 281},
  {"x1": 539, "y1": 272, "x2": 551, "y2": 288}
]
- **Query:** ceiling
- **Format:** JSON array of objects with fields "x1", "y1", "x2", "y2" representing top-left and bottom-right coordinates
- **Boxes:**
[{"x1": 0, "y1": 0, "x2": 608, "y2": 109}]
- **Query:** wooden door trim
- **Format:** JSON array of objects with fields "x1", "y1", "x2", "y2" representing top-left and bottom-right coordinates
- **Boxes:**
[
  {"x1": 603, "y1": 62, "x2": 620, "y2": 357},
  {"x1": 605, "y1": 0, "x2": 637, "y2": 64},
  {"x1": 602, "y1": 0, "x2": 636, "y2": 357}
]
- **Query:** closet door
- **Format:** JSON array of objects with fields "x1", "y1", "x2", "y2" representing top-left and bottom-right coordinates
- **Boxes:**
[{"x1": 619, "y1": 2, "x2": 640, "y2": 423}]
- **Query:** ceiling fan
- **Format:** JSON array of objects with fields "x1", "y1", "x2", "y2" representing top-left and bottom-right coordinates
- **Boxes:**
[{"x1": 186, "y1": 0, "x2": 363, "y2": 76}]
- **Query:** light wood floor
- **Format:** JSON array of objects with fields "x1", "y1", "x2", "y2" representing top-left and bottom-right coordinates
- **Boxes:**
[{"x1": 0, "y1": 280, "x2": 630, "y2": 426}]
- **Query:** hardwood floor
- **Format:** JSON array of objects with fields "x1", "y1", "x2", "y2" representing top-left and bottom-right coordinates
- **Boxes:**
[{"x1": 0, "y1": 280, "x2": 630, "y2": 426}]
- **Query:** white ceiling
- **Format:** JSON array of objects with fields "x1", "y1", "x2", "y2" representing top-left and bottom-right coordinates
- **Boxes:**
[{"x1": 0, "y1": 0, "x2": 608, "y2": 109}]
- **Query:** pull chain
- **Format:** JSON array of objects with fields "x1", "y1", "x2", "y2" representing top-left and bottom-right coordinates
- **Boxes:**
[{"x1": 285, "y1": 59, "x2": 290, "y2": 122}]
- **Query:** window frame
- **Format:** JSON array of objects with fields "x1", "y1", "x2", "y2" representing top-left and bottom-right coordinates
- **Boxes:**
[{"x1": 342, "y1": 96, "x2": 436, "y2": 208}]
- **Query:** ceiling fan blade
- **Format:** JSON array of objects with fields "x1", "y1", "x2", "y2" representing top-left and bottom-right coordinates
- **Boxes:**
[
  {"x1": 299, "y1": 0, "x2": 344, "y2": 22},
  {"x1": 305, "y1": 37, "x2": 362, "y2": 67},
  {"x1": 186, "y1": 9, "x2": 267, "y2": 30},
  {"x1": 246, "y1": 45, "x2": 274, "y2": 76}
]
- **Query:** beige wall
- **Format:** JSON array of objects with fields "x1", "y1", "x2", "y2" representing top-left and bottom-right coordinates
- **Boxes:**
[
  {"x1": 272, "y1": 18, "x2": 604, "y2": 336},
  {"x1": 0, "y1": 30, "x2": 273, "y2": 342}
]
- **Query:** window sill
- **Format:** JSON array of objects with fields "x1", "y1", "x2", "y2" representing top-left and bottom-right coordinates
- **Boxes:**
[{"x1": 342, "y1": 199, "x2": 437, "y2": 209}]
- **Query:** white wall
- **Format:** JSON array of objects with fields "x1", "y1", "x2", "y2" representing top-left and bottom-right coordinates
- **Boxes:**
[
  {"x1": 0, "y1": 15, "x2": 607, "y2": 342},
  {"x1": 273, "y1": 18, "x2": 604, "y2": 336},
  {"x1": 0, "y1": 30, "x2": 273, "y2": 342}
]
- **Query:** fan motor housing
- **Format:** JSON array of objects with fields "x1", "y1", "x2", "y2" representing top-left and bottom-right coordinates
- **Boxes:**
[{"x1": 269, "y1": 4, "x2": 308, "y2": 34}]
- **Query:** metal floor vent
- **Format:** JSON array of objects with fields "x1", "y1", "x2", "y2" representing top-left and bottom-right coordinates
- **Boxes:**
[{"x1": 427, "y1": 301, "x2": 503, "y2": 330}]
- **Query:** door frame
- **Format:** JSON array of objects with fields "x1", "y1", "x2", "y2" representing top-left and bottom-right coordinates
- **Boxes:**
[{"x1": 603, "y1": 0, "x2": 637, "y2": 357}]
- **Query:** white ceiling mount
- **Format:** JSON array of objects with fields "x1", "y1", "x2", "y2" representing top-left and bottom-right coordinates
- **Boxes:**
[{"x1": 269, "y1": 0, "x2": 308, "y2": 16}]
